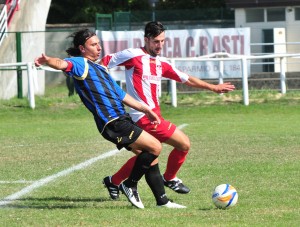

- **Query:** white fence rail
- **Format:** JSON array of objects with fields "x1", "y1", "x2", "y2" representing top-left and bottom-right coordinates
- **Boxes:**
[
  {"x1": 0, "y1": 62, "x2": 36, "y2": 108},
  {"x1": 1, "y1": 52, "x2": 300, "y2": 109},
  {"x1": 168, "y1": 52, "x2": 300, "y2": 106},
  {"x1": 0, "y1": 5, "x2": 8, "y2": 46}
]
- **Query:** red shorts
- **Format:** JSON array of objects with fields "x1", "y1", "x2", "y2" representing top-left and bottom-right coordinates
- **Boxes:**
[{"x1": 136, "y1": 111, "x2": 176, "y2": 143}]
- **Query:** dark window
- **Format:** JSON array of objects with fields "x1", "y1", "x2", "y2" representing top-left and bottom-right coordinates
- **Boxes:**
[
  {"x1": 246, "y1": 9, "x2": 264, "y2": 22},
  {"x1": 295, "y1": 7, "x2": 300, "y2": 20},
  {"x1": 267, "y1": 8, "x2": 285, "y2": 21}
]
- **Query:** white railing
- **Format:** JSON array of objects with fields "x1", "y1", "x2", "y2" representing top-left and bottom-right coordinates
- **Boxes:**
[
  {"x1": 0, "y1": 62, "x2": 37, "y2": 108},
  {"x1": 6, "y1": 0, "x2": 20, "y2": 26},
  {"x1": 0, "y1": 0, "x2": 21, "y2": 46},
  {"x1": 0, "y1": 4, "x2": 8, "y2": 46},
  {"x1": 1, "y1": 52, "x2": 300, "y2": 109},
  {"x1": 168, "y1": 52, "x2": 300, "y2": 106}
]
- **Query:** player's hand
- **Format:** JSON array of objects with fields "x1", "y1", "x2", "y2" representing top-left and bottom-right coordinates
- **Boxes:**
[
  {"x1": 34, "y1": 53, "x2": 48, "y2": 67},
  {"x1": 213, "y1": 82, "x2": 236, "y2": 94},
  {"x1": 145, "y1": 109, "x2": 161, "y2": 125}
]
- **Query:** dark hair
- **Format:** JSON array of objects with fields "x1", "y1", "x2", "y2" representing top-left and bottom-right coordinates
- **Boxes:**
[
  {"x1": 66, "y1": 29, "x2": 96, "y2": 56},
  {"x1": 144, "y1": 21, "x2": 166, "y2": 38}
]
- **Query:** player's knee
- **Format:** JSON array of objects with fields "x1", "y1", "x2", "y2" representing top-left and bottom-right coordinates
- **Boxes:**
[
  {"x1": 177, "y1": 138, "x2": 190, "y2": 151},
  {"x1": 151, "y1": 141, "x2": 162, "y2": 156}
]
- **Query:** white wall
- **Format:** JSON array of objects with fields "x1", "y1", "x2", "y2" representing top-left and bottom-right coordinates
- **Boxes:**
[
  {"x1": 0, "y1": 0, "x2": 51, "y2": 99},
  {"x1": 234, "y1": 7, "x2": 300, "y2": 72}
]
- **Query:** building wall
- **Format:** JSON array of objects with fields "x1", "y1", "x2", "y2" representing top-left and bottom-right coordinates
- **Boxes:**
[
  {"x1": 0, "y1": 0, "x2": 51, "y2": 99},
  {"x1": 226, "y1": 0, "x2": 300, "y2": 8},
  {"x1": 234, "y1": 6, "x2": 300, "y2": 73}
]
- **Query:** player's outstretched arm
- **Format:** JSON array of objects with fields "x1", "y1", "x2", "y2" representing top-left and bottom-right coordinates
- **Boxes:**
[
  {"x1": 122, "y1": 94, "x2": 160, "y2": 125},
  {"x1": 185, "y1": 75, "x2": 236, "y2": 94},
  {"x1": 34, "y1": 53, "x2": 68, "y2": 71}
]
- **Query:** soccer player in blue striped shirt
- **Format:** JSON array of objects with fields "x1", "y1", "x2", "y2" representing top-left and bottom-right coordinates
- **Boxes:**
[{"x1": 34, "y1": 29, "x2": 185, "y2": 209}]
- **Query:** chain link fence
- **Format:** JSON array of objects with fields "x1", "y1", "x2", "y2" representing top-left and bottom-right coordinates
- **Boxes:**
[{"x1": 96, "y1": 8, "x2": 234, "y2": 31}]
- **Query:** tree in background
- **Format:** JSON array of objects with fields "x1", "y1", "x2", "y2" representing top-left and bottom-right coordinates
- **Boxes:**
[
  {"x1": 157, "y1": 0, "x2": 226, "y2": 10},
  {"x1": 47, "y1": 0, "x2": 129, "y2": 23},
  {"x1": 47, "y1": 0, "x2": 226, "y2": 24}
]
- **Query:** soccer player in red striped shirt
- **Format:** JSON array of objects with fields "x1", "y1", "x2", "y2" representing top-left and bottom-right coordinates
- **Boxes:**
[{"x1": 101, "y1": 22, "x2": 235, "y2": 207}]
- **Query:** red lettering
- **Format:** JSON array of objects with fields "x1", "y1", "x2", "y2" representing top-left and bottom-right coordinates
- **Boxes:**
[
  {"x1": 200, "y1": 36, "x2": 208, "y2": 55},
  {"x1": 222, "y1": 36, "x2": 230, "y2": 53},
  {"x1": 102, "y1": 41, "x2": 128, "y2": 55},
  {"x1": 240, "y1": 35, "x2": 244, "y2": 54},
  {"x1": 186, "y1": 37, "x2": 195, "y2": 57},
  {"x1": 163, "y1": 37, "x2": 172, "y2": 58},
  {"x1": 231, "y1": 35, "x2": 239, "y2": 54},
  {"x1": 212, "y1": 36, "x2": 221, "y2": 52},
  {"x1": 173, "y1": 38, "x2": 182, "y2": 57},
  {"x1": 133, "y1": 38, "x2": 142, "y2": 48}
]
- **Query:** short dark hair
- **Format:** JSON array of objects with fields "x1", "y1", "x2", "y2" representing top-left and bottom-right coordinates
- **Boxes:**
[
  {"x1": 144, "y1": 21, "x2": 166, "y2": 38},
  {"x1": 66, "y1": 29, "x2": 96, "y2": 56}
]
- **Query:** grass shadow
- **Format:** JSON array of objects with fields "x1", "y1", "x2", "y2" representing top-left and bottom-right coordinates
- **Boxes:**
[{"x1": 2, "y1": 196, "x2": 121, "y2": 209}]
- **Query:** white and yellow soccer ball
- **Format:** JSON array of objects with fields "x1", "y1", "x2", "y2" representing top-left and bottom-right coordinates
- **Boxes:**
[{"x1": 212, "y1": 184, "x2": 238, "y2": 209}]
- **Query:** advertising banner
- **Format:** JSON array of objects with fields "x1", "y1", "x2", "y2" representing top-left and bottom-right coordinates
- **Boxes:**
[{"x1": 98, "y1": 27, "x2": 250, "y2": 79}]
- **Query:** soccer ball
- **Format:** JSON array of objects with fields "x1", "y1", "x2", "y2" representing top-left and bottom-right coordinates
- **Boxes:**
[{"x1": 212, "y1": 184, "x2": 238, "y2": 209}]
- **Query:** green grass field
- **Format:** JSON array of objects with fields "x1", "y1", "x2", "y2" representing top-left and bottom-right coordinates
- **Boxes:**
[{"x1": 0, "y1": 87, "x2": 299, "y2": 226}]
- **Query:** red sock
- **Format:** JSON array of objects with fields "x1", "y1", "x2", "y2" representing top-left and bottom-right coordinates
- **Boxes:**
[
  {"x1": 111, "y1": 156, "x2": 137, "y2": 186},
  {"x1": 164, "y1": 148, "x2": 188, "y2": 181}
]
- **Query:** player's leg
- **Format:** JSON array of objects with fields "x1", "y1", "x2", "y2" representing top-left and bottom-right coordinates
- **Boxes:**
[
  {"x1": 163, "y1": 128, "x2": 191, "y2": 194},
  {"x1": 109, "y1": 156, "x2": 136, "y2": 185},
  {"x1": 135, "y1": 115, "x2": 191, "y2": 193},
  {"x1": 119, "y1": 130, "x2": 161, "y2": 209},
  {"x1": 103, "y1": 115, "x2": 190, "y2": 202},
  {"x1": 164, "y1": 127, "x2": 190, "y2": 180},
  {"x1": 125, "y1": 130, "x2": 161, "y2": 185},
  {"x1": 131, "y1": 117, "x2": 188, "y2": 206},
  {"x1": 100, "y1": 115, "x2": 161, "y2": 208},
  {"x1": 103, "y1": 114, "x2": 163, "y2": 194},
  {"x1": 145, "y1": 163, "x2": 186, "y2": 208},
  {"x1": 103, "y1": 129, "x2": 186, "y2": 208},
  {"x1": 103, "y1": 153, "x2": 139, "y2": 200},
  {"x1": 103, "y1": 155, "x2": 136, "y2": 200},
  {"x1": 137, "y1": 115, "x2": 191, "y2": 194}
]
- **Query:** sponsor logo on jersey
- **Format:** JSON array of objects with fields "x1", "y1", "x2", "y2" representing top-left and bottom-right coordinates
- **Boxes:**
[
  {"x1": 117, "y1": 137, "x2": 122, "y2": 143},
  {"x1": 129, "y1": 130, "x2": 135, "y2": 139}
]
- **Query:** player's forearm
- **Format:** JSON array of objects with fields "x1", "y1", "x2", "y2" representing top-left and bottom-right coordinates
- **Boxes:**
[
  {"x1": 186, "y1": 75, "x2": 216, "y2": 91},
  {"x1": 123, "y1": 94, "x2": 151, "y2": 114},
  {"x1": 123, "y1": 94, "x2": 160, "y2": 124},
  {"x1": 45, "y1": 57, "x2": 68, "y2": 70}
]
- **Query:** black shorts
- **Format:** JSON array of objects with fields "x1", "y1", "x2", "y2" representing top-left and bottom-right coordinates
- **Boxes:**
[{"x1": 97, "y1": 114, "x2": 143, "y2": 150}]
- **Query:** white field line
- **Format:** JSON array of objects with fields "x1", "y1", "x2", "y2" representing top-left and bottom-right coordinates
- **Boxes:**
[
  {"x1": 0, "y1": 149, "x2": 122, "y2": 207},
  {"x1": 0, "y1": 124, "x2": 188, "y2": 207},
  {"x1": 178, "y1": 124, "x2": 188, "y2": 129}
]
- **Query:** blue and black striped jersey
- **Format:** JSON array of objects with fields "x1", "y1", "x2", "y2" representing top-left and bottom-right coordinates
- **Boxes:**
[{"x1": 64, "y1": 57, "x2": 127, "y2": 132}]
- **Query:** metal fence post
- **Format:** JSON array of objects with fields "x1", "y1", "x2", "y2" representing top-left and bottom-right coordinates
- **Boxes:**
[
  {"x1": 170, "y1": 59, "x2": 177, "y2": 107},
  {"x1": 280, "y1": 57, "x2": 287, "y2": 94},
  {"x1": 219, "y1": 59, "x2": 224, "y2": 84},
  {"x1": 16, "y1": 31, "x2": 22, "y2": 98},
  {"x1": 242, "y1": 57, "x2": 249, "y2": 106},
  {"x1": 27, "y1": 62, "x2": 35, "y2": 109}
]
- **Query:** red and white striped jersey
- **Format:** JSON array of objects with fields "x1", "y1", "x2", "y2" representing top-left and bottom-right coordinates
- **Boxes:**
[{"x1": 101, "y1": 47, "x2": 189, "y2": 122}]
